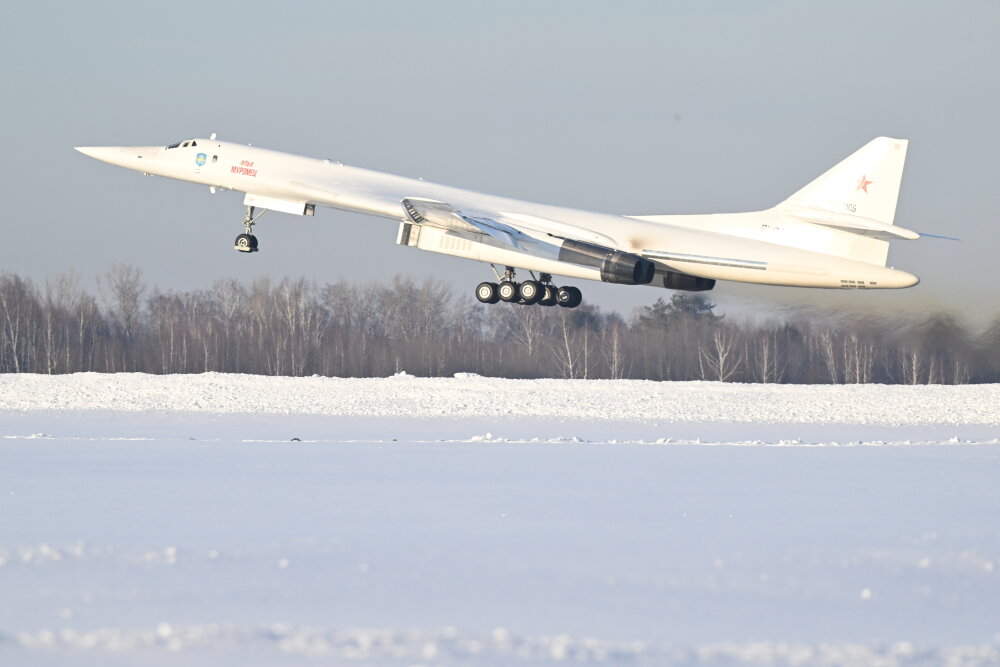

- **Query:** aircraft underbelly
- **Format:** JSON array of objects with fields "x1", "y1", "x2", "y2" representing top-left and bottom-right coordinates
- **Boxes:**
[
  {"x1": 648, "y1": 249, "x2": 914, "y2": 288},
  {"x1": 401, "y1": 225, "x2": 602, "y2": 282}
]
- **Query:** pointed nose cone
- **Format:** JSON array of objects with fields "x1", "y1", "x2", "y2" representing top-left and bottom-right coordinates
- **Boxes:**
[
  {"x1": 75, "y1": 146, "x2": 120, "y2": 162},
  {"x1": 74, "y1": 145, "x2": 157, "y2": 171}
]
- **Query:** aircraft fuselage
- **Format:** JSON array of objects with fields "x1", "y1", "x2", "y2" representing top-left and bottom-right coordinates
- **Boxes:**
[{"x1": 75, "y1": 138, "x2": 920, "y2": 291}]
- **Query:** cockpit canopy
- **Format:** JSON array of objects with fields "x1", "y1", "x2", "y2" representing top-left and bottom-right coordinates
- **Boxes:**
[{"x1": 166, "y1": 139, "x2": 198, "y2": 149}]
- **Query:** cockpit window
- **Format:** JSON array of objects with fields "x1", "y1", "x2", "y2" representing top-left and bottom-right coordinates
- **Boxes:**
[
  {"x1": 166, "y1": 139, "x2": 198, "y2": 149},
  {"x1": 166, "y1": 141, "x2": 181, "y2": 149}
]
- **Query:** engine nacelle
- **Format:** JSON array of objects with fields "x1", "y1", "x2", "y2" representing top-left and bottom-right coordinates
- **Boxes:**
[
  {"x1": 558, "y1": 240, "x2": 655, "y2": 285},
  {"x1": 661, "y1": 270, "x2": 716, "y2": 291}
]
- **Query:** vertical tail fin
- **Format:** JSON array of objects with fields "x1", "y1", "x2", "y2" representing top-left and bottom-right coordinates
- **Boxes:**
[
  {"x1": 631, "y1": 137, "x2": 918, "y2": 269},
  {"x1": 774, "y1": 137, "x2": 918, "y2": 267},
  {"x1": 784, "y1": 136, "x2": 908, "y2": 225}
]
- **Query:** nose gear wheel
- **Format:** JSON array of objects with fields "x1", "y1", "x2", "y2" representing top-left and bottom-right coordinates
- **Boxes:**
[
  {"x1": 234, "y1": 205, "x2": 267, "y2": 253},
  {"x1": 235, "y1": 233, "x2": 258, "y2": 252}
]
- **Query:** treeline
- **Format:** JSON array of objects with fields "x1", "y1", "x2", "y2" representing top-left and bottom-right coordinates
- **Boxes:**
[{"x1": 1, "y1": 267, "x2": 998, "y2": 383}]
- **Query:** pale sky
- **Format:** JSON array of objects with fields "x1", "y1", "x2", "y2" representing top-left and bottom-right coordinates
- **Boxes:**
[{"x1": 3, "y1": 1, "x2": 998, "y2": 324}]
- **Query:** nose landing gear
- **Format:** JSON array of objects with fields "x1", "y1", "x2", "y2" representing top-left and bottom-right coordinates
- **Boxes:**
[
  {"x1": 234, "y1": 205, "x2": 267, "y2": 253},
  {"x1": 474, "y1": 268, "x2": 582, "y2": 308}
]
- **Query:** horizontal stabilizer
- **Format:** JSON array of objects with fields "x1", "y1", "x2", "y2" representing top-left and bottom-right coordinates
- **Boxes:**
[{"x1": 787, "y1": 207, "x2": 919, "y2": 240}]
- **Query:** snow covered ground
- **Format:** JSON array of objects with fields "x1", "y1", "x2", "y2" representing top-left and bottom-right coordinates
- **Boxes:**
[{"x1": 1, "y1": 373, "x2": 999, "y2": 665}]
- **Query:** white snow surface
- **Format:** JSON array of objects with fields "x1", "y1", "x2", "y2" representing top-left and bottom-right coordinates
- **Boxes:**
[
  {"x1": 2, "y1": 373, "x2": 1000, "y2": 665},
  {"x1": 2, "y1": 371, "x2": 999, "y2": 425}
]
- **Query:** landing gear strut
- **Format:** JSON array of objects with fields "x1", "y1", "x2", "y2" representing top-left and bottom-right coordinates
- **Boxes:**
[
  {"x1": 234, "y1": 205, "x2": 267, "y2": 253},
  {"x1": 474, "y1": 268, "x2": 582, "y2": 308}
]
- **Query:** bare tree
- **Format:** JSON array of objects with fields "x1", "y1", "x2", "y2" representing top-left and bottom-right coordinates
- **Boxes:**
[
  {"x1": 813, "y1": 329, "x2": 840, "y2": 384},
  {"x1": 746, "y1": 326, "x2": 787, "y2": 383},
  {"x1": 550, "y1": 310, "x2": 580, "y2": 378},
  {"x1": 699, "y1": 326, "x2": 744, "y2": 382},
  {"x1": 897, "y1": 346, "x2": 926, "y2": 385},
  {"x1": 496, "y1": 304, "x2": 548, "y2": 360},
  {"x1": 0, "y1": 274, "x2": 40, "y2": 372},
  {"x1": 99, "y1": 264, "x2": 146, "y2": 371},
  {"x1": 841, "y1": 332, "x2": 875, "y2": 384},
  {"x1": 42, "y1": 273, "x2": 83, "y2": 374},
  {"x1": 605, "y1": 321, "x2": 628, "y2": 380}
]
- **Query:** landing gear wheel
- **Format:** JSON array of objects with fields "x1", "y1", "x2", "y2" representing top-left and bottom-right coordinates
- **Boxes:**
[
  {"x1": 236, "y1": 205, "x2": 266, "y2": 253},
  {"x1": 234, "y1": 233, "x2": 259, "y2": 253},
  {"x1": 557, "y1": 286, "x2": 582, "y2": 308},
  {"x1": 498, "y1": 281, "x2": 520, "y2": 303},
  {"x1": 475, "y1": 282, "x2": 500, "y2": 304},
  {"x1": 538, "y1": 285, "x2": 558, "y2": 307},
  {"x1": 518, "y1": 280, "x2": 543, "y2": 305}
]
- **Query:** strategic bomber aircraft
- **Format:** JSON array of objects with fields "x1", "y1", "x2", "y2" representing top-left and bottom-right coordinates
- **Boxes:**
[{"x1": 75, "y1": 135, "x2": 920, "y2": 308}]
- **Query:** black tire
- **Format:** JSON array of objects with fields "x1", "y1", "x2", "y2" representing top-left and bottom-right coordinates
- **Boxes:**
[
  {"x1": 557, "y1": 286, "x2": 583, "y2": 308},
  {"x1": 475, "y1": 282, "x2": 500, "y2": 304},
  {"x1": 518, "y1": 280, "x2": 543, "y2": 305},
  {"x1": 498, "y1": 281, "x2": 519, "y2": 302},
  {"x1": 538, "y1": 285, "x2": 557, "y2": 307},
  {"x1": 235, "y1": 233, "x2": 258, "y2": 251}
]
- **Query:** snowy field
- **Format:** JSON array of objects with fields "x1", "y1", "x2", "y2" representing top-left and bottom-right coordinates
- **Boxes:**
[{"x1": 1, "y1": 374, "x2": 999, "y2": 666}]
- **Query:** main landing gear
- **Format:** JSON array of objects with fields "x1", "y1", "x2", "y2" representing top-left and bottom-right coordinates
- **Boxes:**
[
  {"x1": 234, "y1": 205, "x2": 267, "y2": 253},
  {"x1": 475, "y1": 268, "x2": 583, "y2": 308}
]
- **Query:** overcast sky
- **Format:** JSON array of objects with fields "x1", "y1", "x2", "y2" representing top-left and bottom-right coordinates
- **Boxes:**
[{"x1": 3, "y1": 1, "x2": 998, "y2": 324}]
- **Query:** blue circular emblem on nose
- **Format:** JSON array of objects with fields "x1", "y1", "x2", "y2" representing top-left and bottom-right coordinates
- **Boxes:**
[{"x1": 196, "y1": 153, "x2": 207, "y2": 167}]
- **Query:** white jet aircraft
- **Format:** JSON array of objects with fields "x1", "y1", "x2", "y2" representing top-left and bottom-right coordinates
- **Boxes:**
[{"x1": 76, "y1": 135, "x2": 919, "y2": 308}]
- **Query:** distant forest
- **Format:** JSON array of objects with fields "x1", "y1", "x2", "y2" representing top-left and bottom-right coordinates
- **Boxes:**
[{"x1": 1, "y1": 266, "x2": 997, "y2": 383}]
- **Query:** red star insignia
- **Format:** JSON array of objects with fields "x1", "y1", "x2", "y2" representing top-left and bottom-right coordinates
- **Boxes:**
[{"x1": 856, "y1": 174, "x2": 873, "y2": 193}]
